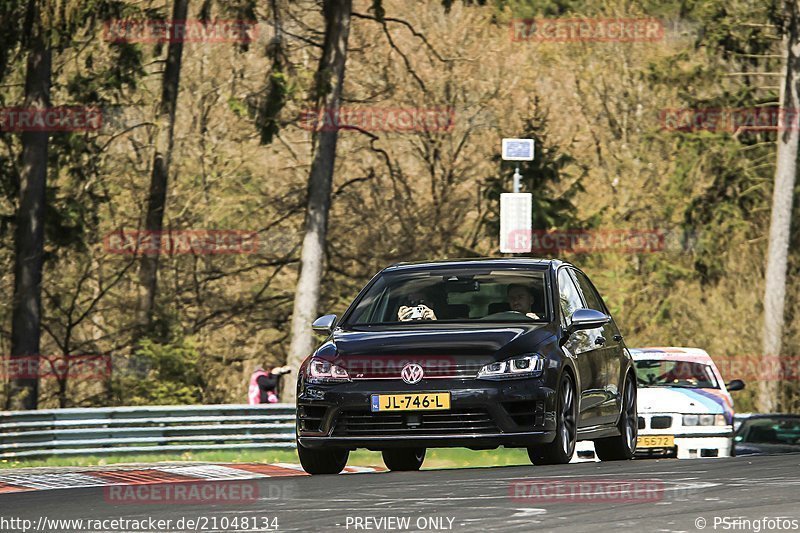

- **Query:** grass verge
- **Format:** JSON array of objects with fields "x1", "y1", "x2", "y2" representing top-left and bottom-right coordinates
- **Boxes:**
[{"x1": 0, "y1": 447, "x2": 533, "y2": 470}]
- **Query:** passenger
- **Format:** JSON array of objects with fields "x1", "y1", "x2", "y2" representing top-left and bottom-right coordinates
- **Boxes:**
[{"x1": 397, "y1": 290, "x2": 437, "y2": 321}]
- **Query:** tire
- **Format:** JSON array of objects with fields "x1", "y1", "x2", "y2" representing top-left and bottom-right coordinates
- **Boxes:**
[
  {"x1": 594, "y1": 372, "x2": 637, "y2": 461},
  {"x1": 297, "y1": 440, "x2": 349, "y2": 475},
  {"x1": 528, "y1": 372, "x2": 577, "y2": 465},
  {"x1": 382, "y1": 448, "x2": 426, "y2": 471}
]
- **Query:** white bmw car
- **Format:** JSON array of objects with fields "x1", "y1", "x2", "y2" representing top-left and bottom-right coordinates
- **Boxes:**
[{"x1": 631, "y1": 347, "x2": 745, "y2": 459}]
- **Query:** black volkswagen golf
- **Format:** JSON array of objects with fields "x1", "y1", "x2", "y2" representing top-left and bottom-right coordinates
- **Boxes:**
[{"x1": 296, "y1": 258, "x2": 637, "y2": 474}]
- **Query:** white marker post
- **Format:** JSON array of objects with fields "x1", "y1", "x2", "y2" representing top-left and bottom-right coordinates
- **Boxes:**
[{"x1": 500, "y1": 139, "x2": 534, "y2": 253}]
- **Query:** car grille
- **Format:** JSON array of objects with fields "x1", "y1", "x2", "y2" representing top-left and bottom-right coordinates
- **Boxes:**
[
  {"x1": 345, "y1": 358, "x2": 492, "y2": 380},
  {"x1": 417, "y1": 361, "x2": 488, "y2": 378},
  {"x1": 650, "y1": 415, "x2": 673, "y2": 429},
  {"x1": 638, "y1": 416, "x2": 646, "y2": 429},
  {"x1": 332, "y1": 408, "x2": 499, "y2": 436}
]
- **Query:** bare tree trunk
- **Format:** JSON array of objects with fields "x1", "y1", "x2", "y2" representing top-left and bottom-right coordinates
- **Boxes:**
[
  {"x1": 283, "y1": 0, "x2": 352, "y2": 402},
  {"x1": 761, "y1": 0, "x2": 800, "y2": 413},
  {"x1": 138, "y1": 0, "x2": 189, "y2": 334},
  {"x1": 7, "y1": 7, "x2": 51, "y2": 410}
]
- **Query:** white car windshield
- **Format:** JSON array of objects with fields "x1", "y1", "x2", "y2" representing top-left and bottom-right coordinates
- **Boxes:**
[{"x1": 635, "y1": 359, "x2": 719, "y2": 389}]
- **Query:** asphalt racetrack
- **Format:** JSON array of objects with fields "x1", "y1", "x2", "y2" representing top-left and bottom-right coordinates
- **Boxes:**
[{"x1": 2, "y1": 454, "x2": 799, "y2": 532}]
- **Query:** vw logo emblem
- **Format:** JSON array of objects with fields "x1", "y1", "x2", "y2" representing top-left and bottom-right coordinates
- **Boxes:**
[{"x1": 401, "y1": 363, "x2": 424, "y2": 384}]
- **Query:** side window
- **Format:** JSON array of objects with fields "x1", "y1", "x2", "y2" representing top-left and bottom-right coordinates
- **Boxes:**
[
  {"x1": 557, "y1": 268, "x2": 584, "y2": 323},
  {"x1": 572, "y1": 270, "x2": 607, "y2": 313}
]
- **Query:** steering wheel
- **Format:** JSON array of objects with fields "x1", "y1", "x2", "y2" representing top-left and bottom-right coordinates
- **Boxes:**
[{"x1": 480, "y1": 311, "x2": 530, "y2": 321}]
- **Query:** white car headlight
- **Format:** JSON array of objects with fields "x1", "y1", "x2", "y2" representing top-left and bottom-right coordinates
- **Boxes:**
[
  {"x1": 307, "y1": 358, "x2": 350, "y2": 383},
  {"x1": 698, "y1": 414, "x2": 715, "y2": 426},
  {"x1": 682, "y1": 414, "x2": 728, "y2": 426},
  {"x1": 477, "y1": 354, "x2": 544, "y2": 380}
]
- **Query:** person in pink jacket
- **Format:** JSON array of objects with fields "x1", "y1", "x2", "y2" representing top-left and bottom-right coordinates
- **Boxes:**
[{"x1": 248, "y1": 365, "x2": 291, "y2": 404}]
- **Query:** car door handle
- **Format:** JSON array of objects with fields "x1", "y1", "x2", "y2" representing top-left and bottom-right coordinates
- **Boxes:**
[
  {"x1": 613, "y1": 334, "x2": 623, "y2": 342},
  {"x1": 595, "y1": 336, "x2": 606, "y2": 346}
]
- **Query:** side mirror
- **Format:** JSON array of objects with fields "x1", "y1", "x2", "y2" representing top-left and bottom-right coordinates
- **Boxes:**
[
  {"x1": 312, "y1": 314, "x2": 337, "y2": 335},
  {"x1": 567, "y1": 308, "x2": 610, "y2": 337},
  {"x1": 726, "y1": 379, "x2": 745, "y2": 392}
]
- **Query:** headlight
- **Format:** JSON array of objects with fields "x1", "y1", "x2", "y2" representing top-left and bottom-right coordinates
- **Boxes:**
[
  {"x1": 477, "y1": 354, "x2": 544, "y2": 380},
  {"x1": 307, "y1": 358, "x2": 350, "y2": 383},
  {"x1": 682, "y1": 414, "x2": 728, "y2": 426}
]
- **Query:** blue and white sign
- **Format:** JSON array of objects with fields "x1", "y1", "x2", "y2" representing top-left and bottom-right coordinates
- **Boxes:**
[{"x1": 501, "y1": 138, "x2": 535, "y2": 161}]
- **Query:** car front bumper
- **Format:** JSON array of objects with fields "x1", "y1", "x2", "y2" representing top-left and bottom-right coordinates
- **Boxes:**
[
  {"x1": 635, "y1": 430, "x2": 733, "y2": 459},
  {"x1": 296, "y1": 377, "x2": 558, "y2": 450}
]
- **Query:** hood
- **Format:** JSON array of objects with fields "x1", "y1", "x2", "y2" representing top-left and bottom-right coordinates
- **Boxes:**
[
  {"x1": 316, "y1": 324, "x2": 556, "y2": 379},
  {"x1": 638, "y1": 387, "x2": 734, "y2": 419},
  {"x1": 328, "y1": 323, "x2": 554, "y2": 359}
]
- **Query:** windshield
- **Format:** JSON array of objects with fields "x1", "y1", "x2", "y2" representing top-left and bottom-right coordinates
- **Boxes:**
[
  {"x1": 344, "y1": 268, "x2": 549, "y2": 326},
  {"x1": 739, "y1": 418, "x2": 800, "y2": 445},
  {"x1": 635, "y1": 359, "x2": 719, "y2": 389}
]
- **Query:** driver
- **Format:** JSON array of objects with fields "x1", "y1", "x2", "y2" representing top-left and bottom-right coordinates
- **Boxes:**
[{"x1": 507, "y1": 284, "x2": 540, "y2": 319}]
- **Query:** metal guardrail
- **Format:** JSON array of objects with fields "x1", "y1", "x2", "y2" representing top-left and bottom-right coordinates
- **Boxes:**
[{"x1": 0, "y1": 404, "x2": 297, "y2": 459}]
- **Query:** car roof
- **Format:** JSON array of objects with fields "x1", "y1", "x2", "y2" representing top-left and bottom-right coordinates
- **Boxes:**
[
  {"x1": 629, "y1": 346, "x2": 714, "y2": 364},
  {"x1": 384, "y1": 257, "x2": 563, "y2": 272}
]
